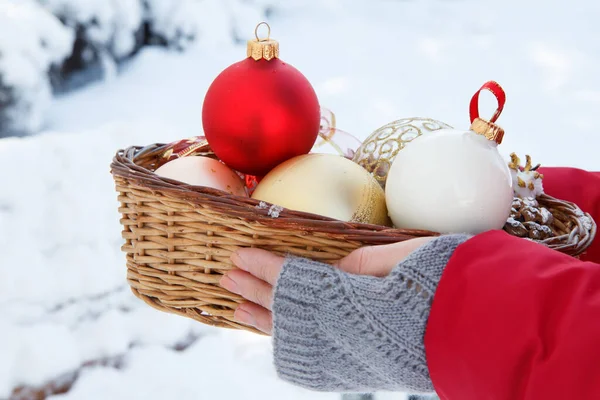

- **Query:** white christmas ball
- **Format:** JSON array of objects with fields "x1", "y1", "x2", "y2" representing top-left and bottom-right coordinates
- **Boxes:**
[{"x1": 385, "y1": 128, "x2": 513, "y2": 234}]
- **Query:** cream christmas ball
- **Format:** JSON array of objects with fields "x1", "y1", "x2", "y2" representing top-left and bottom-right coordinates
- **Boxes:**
[
  {"x1": 252, "y1": 154, "x2": 390, "y2": 226},
  {"x1": 154, "y1": 156, "x2": 247, "y2": 197}
]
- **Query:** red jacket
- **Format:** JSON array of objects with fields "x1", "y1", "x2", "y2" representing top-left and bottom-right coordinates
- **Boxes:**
[{"x1": 425, "y1": 168, "x2": 600, "y2": 400}]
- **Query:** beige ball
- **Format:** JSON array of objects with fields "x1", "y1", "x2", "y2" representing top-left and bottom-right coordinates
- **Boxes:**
[
  {"x1": 252, "y1": 154, "x2": 390, "y2": 226},
  {"x1": 154, "y1": 156, "x2": 247, "y2": 197}
]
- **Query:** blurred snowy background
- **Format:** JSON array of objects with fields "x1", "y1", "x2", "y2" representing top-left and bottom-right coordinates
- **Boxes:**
[{"x1": 1, "y1": 0, "x2": 599, "y2": 399}]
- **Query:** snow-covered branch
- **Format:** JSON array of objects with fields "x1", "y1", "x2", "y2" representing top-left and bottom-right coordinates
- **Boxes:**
[{"x1": 0, "y1": 0, "x2": 272, "y2": 137}]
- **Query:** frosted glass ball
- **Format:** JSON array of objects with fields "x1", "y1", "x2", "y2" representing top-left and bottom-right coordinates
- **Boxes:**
[{"x1": 385, "y1": 128, "x2": 513, "y2": 234}]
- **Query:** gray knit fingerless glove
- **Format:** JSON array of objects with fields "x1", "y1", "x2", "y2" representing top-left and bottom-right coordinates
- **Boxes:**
[{"x1": 272, "y1": 234, "x2": 470, "y2": 393}]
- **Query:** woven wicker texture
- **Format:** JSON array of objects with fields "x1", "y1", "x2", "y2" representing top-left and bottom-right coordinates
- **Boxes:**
[{"x1": 111, "y1": 142, "x2": 596, "y2": 334}]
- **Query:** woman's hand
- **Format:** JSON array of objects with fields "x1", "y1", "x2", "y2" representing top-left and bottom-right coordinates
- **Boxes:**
[{"x1": 220, "y1": 237, "x2": 436, "y2": 334}]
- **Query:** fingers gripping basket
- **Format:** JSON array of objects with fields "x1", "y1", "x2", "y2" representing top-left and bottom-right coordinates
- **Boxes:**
[{"x1": 111, "y1": 142, "x2": 596, "y2": 334}]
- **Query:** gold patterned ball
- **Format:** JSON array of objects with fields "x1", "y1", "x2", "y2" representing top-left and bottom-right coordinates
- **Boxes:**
[{"x1": 353, "y1": 118, "x2": 453, "y2": 188}]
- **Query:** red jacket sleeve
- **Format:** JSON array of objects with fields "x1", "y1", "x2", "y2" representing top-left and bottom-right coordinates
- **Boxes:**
[
  {"x1": 425, "y1": 231, "x2": 600, "y2": 400},
  {"x1": 538, "y1": 167, "x2": 600, "y2": 262}
]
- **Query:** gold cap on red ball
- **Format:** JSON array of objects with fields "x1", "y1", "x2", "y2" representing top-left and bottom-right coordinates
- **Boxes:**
[{"x1": 247, "y1": 22, "x2": 280, "y2": 61}]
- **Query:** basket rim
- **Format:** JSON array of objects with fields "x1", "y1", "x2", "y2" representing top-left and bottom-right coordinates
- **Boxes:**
[{"x1": 111, "y1": 142, "x2": 597, "y2": 253}]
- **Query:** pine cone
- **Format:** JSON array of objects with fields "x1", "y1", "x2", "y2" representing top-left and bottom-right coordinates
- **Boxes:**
[{"x1": 504, "y1": 197, "x2": 555, "y2": 240}]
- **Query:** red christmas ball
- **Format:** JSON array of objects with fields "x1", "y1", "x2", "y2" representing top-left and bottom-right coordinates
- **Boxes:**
[{"x1": 202, "y1": 55, "x2": 320, "y2": 177}]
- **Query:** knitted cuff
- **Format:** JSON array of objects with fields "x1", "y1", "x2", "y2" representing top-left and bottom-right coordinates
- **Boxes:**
[{"x1": 272, "y1": 257, "x2": 339, "y2": 390}]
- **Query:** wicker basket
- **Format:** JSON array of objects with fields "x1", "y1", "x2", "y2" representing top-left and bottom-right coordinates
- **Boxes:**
[{"x1": 111, "y1": 142, "x2": 597, "y2": 334}]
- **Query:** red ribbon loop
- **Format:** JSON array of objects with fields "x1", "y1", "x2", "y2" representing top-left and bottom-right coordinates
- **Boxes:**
[{"x1": 469, "y1": 81, "x2": 506, "y2": 124}]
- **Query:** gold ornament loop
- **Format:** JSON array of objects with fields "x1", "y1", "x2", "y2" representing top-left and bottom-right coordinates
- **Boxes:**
[
  {"x1": 255, "y1": 22, "x2": 271, "y2": 42},
  {"x1": 247, "y1": 22, "x2": 279, "y2": 60},
  {"x1": 470, "y1": 118, "x2": 505, "y2": 145}
]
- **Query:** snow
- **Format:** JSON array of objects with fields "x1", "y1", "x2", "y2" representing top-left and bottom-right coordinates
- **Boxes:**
[
  {"x1": 540, "y1": 207, "x2": 552, "y2": 225},
  {"x1": 143, "y1": 0, "x2": 200, "y2": 49},
  {"x1": 268, "y1": 204, "x2": 284, "y2": 218},
  {"x1": 506, "y1": 217, "x2": 521, "y2": 228},
  {"x1": 0, "y1": 1, "x2": 73, "y2": 87},
  {"x1": 581, "y1": 215, "x2": 594, "y2": 232},
  {"x1": 47, "y1": 333, "x2": 336, "y2": 400},
  {"x1": 511, "y1": 169, "x2": 545, "y2": 198},
  {"x1": 0, "y1": 0, "x2": 73, "y2": 135},
  {"x1": 39, "y1": 0, "x2": 144, "y2": 59},
  {"x1": 2, "y1": 0, "x2": 600, "y2": 399}
]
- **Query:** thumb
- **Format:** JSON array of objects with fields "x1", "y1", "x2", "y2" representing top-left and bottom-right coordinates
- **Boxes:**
[{"x1": 335, "y1": 237, "x2": 435, "y2": 277}]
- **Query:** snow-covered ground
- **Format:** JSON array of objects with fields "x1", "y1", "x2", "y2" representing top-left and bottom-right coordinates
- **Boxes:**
[{"x1": 2, "y1": 0, "x2": 600, "y2": 399}]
